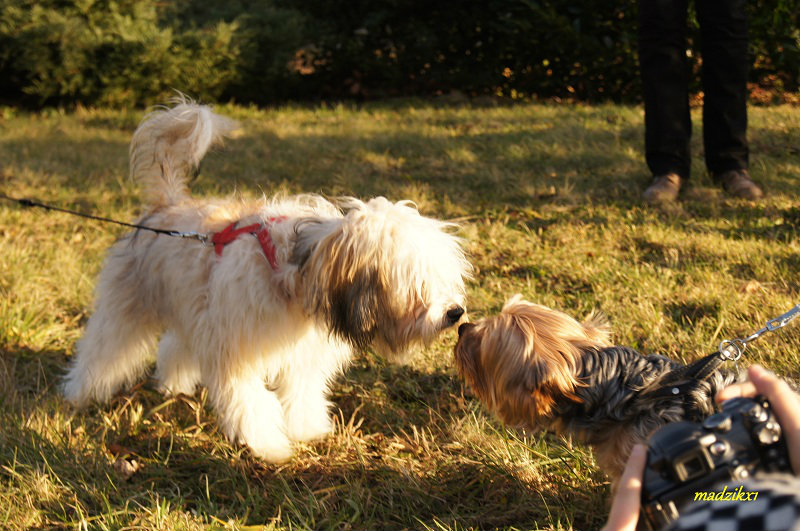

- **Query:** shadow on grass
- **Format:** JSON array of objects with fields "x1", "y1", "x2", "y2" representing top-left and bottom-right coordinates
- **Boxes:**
[
  {"x1": 3, "y1": 111, "x2": 797, "y2": 228},
  {"x1": 2, "y1": 114, "x2": 645, "y2": 212},
  {"x1": 1, "y1": 349, "x2": 607, "y2": 530}
]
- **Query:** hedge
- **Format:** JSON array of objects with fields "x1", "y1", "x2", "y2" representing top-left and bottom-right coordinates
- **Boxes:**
[{"x1": 0, "y1": 0, "x2": 797, "y2": 107}]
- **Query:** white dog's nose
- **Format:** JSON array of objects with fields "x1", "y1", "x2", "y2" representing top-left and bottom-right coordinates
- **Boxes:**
[{"x1": 446, "y1": 306, "x2": 465, "y2": 325}]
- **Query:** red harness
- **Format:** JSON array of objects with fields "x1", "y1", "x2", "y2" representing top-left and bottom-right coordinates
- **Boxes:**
[{"x1": 210, "y1": 217, "x2": 286, "y2": 270}]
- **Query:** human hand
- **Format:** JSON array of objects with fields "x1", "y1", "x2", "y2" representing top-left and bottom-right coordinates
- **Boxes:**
[
  {"x1": 601, "y1": 444, "x2": 648, "y2": 531},
  {"x1": 716, "y1": 364, "x2": 800, "y2": 474}
]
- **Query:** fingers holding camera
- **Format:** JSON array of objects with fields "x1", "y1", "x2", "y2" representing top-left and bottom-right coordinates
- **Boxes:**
[
  {"x1": 748, "y1": 365, "x2": 800, "y2": 473},
  {"x1": 602, "y1": 366, "x2": 798, "y2": 530},
  {"x1": 717, "y1": 364, "x2": 800, "y2": 474},
  {"x1": 715, "y1": 380, "x2": 757, "y2": 402},
  {"x1": 602, "y1": 444, "x2": 647, "y2": 531}
]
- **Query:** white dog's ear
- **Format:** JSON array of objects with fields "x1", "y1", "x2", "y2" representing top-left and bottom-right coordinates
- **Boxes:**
[
  {"x1": 323, "y1": 265, "x2": 388, "y2": 351},
  {"x1": 290, "y1": 218, "x2": 323, "y2": 268},
  {"x1": 294, "y1": 220, "x2": 391, "y2": 351}
]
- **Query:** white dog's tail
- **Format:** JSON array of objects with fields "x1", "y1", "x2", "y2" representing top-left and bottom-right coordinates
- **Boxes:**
[{"x1": 130, "y1": 100, "x2": 238, "y2": 207}]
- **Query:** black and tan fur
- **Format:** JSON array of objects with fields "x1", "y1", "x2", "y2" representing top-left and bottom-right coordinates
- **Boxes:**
[{"x1": 454, "y1": 294, "x2": 734, "y2": 480}]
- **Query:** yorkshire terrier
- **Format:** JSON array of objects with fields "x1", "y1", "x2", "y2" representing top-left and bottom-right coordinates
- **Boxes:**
[
  {"x1": 64, "y1": 102, "x2": 471, "y2": 462},
  {"x1": 454, "y1": 295, "x2": 734, "y2": 480}
]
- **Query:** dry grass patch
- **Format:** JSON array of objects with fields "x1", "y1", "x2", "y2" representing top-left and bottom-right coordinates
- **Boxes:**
[{"x1": 1, "y1": 101, "x2": 799, "y2": 530}]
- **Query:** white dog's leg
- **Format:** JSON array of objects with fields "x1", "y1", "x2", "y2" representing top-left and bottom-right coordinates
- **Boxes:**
[
  {"x1": 207, "y1": 367, "x2": 293, "y2": 463},
  {"x1": 155, "y1": 332, "x2": 201, "y2": 396},
  {"x1": 63, "y1": 284, "x2": 157, "y2": 406},
  {"x1": 279, "y1": 371, "x2": 334, "y2": 443},
  {"x1": 278, "y1": 331, "x2": 351, "y2": 443}
]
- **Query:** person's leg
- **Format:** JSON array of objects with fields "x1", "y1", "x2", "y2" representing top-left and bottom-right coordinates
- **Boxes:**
[
  {"x1": 697, "y1": 0, "x2": 748, "y2": 175},
  {"x1": 639, "y1": 0, "x2": 692, "y2": 181},
  {"x1": 697, "y1": 0, "x2": 761, "y2": 198}
]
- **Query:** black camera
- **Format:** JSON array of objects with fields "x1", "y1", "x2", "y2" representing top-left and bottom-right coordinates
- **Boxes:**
[{"x1": 640, "y1": 396, "x2": 792, "y2": 530}]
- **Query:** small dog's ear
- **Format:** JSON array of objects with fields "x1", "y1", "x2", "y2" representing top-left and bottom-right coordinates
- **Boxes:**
[
  {"x1": 581, "y1": 311, "x2": 612, "y2": 347},
  {"x1": 503, "y1": 293, "x2": 525, "y2": 309},
  {"x1": 486, "y1": 302, "x2": 588, "y2": 421}
]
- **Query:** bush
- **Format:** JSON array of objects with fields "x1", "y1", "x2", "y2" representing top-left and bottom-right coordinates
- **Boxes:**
[
  {"x1": 748, "y1": 0, "x2": 800, "y2": 93},
  {"x1": 290, "y1": 0, "x2": 799, "y2": 101},
  {"x1": 160, "y1": 0, "x2": 310, "y2": 103},
  {"x1": 287, "y1": 0, "x2": 640, "y2": 101},
  {"x1": 0, "y1": 0, "x2": 299, "y2": 106},
  {"x1": 0, "y1": 0, "x2": 797, "y2": 107}
]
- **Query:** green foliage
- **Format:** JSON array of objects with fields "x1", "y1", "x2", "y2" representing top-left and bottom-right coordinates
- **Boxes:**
[
  {"x1": 0, "y1": 0, "x2": 292, "y2": 106},
  {"x1": 291, "y1": 0, "x2": 799, "y2": 101},
  {"x1": 748, "y1": 0, "x2": 800, "y2": 90},
  {"x1": 0, "y1": 0, "x2": 798, "y2": 107},
  {"x1": 288, "y1": 0, "x2": 640, "y2": 101},
  {"x1": 160, "y1": 0, "x2": 310, "y2": 103}
]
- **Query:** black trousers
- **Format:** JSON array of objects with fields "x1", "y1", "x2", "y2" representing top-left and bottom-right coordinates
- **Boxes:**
[{"x1": 638, "y1": 0, "x2": 749, "y2": 180}]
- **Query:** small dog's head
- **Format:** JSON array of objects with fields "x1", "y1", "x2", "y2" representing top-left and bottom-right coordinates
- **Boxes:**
[
  {"x1": 295, "y1": 197, "x2": 471, "y2": 361},
  {"x1": 454, "y1": 295, "x2": 611, "y2": 428}
]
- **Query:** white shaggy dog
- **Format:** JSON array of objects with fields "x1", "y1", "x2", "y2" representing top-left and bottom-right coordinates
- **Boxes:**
[{"x1": 63, "y1": 102, "x2": 471, "y2": 462}]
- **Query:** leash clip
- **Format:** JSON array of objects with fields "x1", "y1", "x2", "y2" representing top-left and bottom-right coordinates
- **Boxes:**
[
  {"x1": 166, "y1": 230, "x2": 212, "y2": 246},
  {"x1": 718, "y1": 338, "x2": 745, "y2": 362},
  {"x1": 765, "y1": 304, "x2": 800, "y2": 332},
  {"x1": 717, "y1": 303, "x2": 800, "y2": 362}
]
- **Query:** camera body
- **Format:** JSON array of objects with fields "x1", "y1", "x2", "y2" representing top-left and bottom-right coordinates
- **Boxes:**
[{"x1": 640, "y1": 395, "x2": 792, "y2": 530}]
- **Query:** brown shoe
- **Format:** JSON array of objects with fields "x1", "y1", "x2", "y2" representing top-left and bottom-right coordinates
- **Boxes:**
[
  {"x1": 643, "y1": 173, "x2": 682, "y2": 204},
  {"x1": 717, "y1": 169, "x2": 764, "y2": 200}
]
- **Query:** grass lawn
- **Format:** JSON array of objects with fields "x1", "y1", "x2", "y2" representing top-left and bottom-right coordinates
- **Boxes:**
[{"x1": 1, "y1": 100, "x2": 799, "y2": 531}]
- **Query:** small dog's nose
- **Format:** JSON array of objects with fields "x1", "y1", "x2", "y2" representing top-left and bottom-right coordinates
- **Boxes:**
[
  {"x1": 458, "y1": 322, "x2": 474, "y2": 337},
  {"x1": 446, "y1": 306, "x2": 465, "y2": 324}
]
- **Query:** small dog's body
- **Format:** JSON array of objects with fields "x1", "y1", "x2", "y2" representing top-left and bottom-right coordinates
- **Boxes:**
[
  {"x1": 64, "y1": 102, "x2": 471, "y2": 462},
  {"x1": 454, "y1": 295, "x2": 734, "y2": 480}
]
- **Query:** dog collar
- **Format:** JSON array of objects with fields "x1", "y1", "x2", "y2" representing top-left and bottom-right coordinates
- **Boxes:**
[{"x1": 211, "y1": 217, "x2": 286, "y2": 270}]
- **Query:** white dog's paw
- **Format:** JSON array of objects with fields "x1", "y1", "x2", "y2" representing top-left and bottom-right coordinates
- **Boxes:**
[
  {"x1": 155, "y1": 333, "x2": 200, "y2": 396},
  {"x1": 63, "y1": 366, "x2": 107, "y2": 407},
  {"x1": 286, "y1": 412, "x2": 334, "y2": 443},
  {"x1": 156, "y1": 368, "x2": 200, "y2": 397},
  {"x1": 242, "y1": 428, "x2": 294, "y2": 463},
  {"x1": 62, "y1": 374, "x2": 92, "y2": 407}
]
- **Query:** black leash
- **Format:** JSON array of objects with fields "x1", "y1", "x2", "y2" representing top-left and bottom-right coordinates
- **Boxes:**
[
  {"x1": 643, "y1": 350, "x2": 726, "y2": 399},
  {"x1": 0, "y1": 192, "x2": 210, "y2": 244},
  {"x1": 658, "y1": 350, "x2": 727, "y2": 388},
  {"x1": 641, "y1": 304, "x2": 800, "y2": 406}
]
